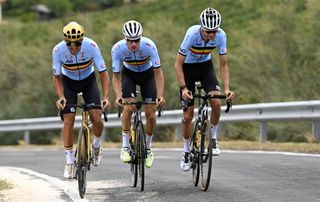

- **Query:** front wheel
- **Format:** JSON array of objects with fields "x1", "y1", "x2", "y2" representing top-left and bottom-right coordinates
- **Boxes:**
[
  {"x1": 77, "y1": 127, "x2": 89, "y2": 198},
  {"x1": 191, "y1": 124, "x2": 201, "y2": 187},
  {"x1": 199, "y1": 120, "x2": 212, "y2": 191},
  {"x1": 137, "y1": 122, "x2": 146, "y2": 191},
  {"x1": 130, "y1": 128, "x2": 138, "y2": 187}
]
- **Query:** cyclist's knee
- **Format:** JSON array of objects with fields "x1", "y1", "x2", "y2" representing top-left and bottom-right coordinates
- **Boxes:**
[
  {"x1": 123, "y1": 106, "x2": 135, "y2": 115},
  {"x1": 182, "y1": 115, "x2": 193, "y2": 124},
  {"x1": 145, "y1": 110, "x2": 156, "y2": 121},
  {"x1": 63, "y1": 114, "x2": 75, "y2": 126}
]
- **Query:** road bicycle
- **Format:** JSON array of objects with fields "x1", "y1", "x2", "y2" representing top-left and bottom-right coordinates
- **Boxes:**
[
  {"x1": 188, "y1": 82, "x2": 232, "y2": 191},
  {"x1": 118, "y1": 100, "x2": 161, "y2": 191},
  {"x1": 60, "y1": 101, "x2": 107, "y2": 198}
]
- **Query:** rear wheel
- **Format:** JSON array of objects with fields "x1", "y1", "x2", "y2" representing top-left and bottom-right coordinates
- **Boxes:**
[
  {"x1": 77, "y1": 127, "x2": 89, "y2": 198},
  {"x1": 199, "y1": 120, "x2": 212, "y2": 191},
  {"x1": 137, "y1": 122, "x2": 145, "y2": 191}
]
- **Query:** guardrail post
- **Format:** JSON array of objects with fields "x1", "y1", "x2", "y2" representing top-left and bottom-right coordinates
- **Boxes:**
[
  {"x1": 260, "y1": 121, "x2": 268, "y2": 142},
  {"x1": 102, "y1": 127, "x2": 107, "y2": 141},
  {"x1": 175, "y1": 125, "x2": 181, "y2": 140},
  {"x1": 312, "y1": 120, "x2": 320, "y2": 143},
  {"x1": 23, "y1": 131, "x2": 30, "y2": 144}
]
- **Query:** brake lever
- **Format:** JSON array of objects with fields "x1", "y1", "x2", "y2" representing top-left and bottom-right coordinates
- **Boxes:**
[{"x1": 225, "y1": 100, "x2": 232, "y2": 113}]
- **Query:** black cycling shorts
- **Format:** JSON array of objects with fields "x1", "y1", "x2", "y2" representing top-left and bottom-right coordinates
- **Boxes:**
[
  {"x1": 61, "y1": 73, "x2": 101, "y2": 114},
  {"x1": 181, "y1": 60, "x2": 220, "y2": 106},
  {"x1": 121, "y1": 67, "x2": 157, "y2": 101}
]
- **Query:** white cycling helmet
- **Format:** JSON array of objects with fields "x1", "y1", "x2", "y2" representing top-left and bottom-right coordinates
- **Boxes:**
[
  {"x1": 199, "y1": 7, "x2": 221, "y2": 30},
  {"x1": 122, "y1": 20, "x2": 143, "y2": 40}
]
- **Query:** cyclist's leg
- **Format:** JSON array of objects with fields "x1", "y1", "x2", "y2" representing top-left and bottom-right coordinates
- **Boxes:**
[
  {"x1": 140, "y1": 72, "x2": 157, "y2": 149},
  {"x1": 61, "y1": 77, "x2": 78, "y2": 178},
  {"x1": 82, "y1": 75, "x2": 103, "y2": 139},
  {"x1": 140, "y1": 69, "x2": 157, "y2": 168},
  {"x1": 120, "y1": 68, "x2": 136, "y2": 162},
  {"x1": 202, "y1": 60, "x2": 222, "y2": 155},
  {"x1": 82, "y1": 74, "x2": 103, "y2": 166},
  {"x1": 180, "y1": 63, "x2": 197, "y2": 171}
]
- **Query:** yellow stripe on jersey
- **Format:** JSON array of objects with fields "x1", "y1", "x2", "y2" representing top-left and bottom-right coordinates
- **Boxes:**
[
  {"x1": 125, "y1": 57, "x2": 150, "y2": 66},
  {"x1": 189, "y1": 46, "x2": 216, "y2": 55},
  {"x1": 63, "y1": 59, "x2": 93, "y2": 71}
]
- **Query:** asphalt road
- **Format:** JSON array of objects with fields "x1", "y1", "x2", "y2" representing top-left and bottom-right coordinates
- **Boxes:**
[{"x1": 0, "y1": 148, "x2": 320, "y2": 201}]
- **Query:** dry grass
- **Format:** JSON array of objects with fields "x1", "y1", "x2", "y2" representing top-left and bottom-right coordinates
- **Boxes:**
[
  {"x1": 0, "y1": 179, "x2": 13, "y2": 191},
  {"x1": 0, "y1": 141, "x2": 319, "y2": 154}
]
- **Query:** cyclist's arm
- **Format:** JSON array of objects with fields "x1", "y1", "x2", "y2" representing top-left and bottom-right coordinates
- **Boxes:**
[
  {"x1": 53, "y1": 75, "x2": 64, "y2": 99},
  {"x1": 174, "y1": 53, "x2": 186, "y2": 88},
  {"x1": 112, "y1": 72, "x2": 122, "y2": 99},
  {"x1": 219, "y1": 54, "x2": 230, "y2": 92},
  {"x1": 99, "y1": 71, "x2": 110, "y2": 101},
  {"x1": 153, "y1": 67, "x2": 164, "y2": 99}
]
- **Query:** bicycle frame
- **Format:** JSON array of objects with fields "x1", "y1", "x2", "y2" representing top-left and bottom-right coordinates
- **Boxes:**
[
  {"x1": 119, "y1": 100, "x2": 160, "y2": 192},
  {"x1": 190, "y1": 82, "x2": 231, "y2": 191},
  {"x1": 59, "y1": 102, "x2": 107, "y2": 198}
]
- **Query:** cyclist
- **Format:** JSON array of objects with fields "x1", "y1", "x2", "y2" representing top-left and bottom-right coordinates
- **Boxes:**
[
  {"x1": 52, "y1": 21, "x2": 111, "y2": 179},
  {"x1": 111, "y1": 20, "x2": 165, "y2": 168},
  {"x1": 174, "y1": 8, "x2": 235, "y2": 171}
]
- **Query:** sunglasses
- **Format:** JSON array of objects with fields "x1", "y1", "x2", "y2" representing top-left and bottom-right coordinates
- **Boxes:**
[
  {"x1": 204, "y1": 29, "x2": 218, "y2": 34},
  {"x1": 126, "y1": 38, "x2": 141, "y2": 43},
  {"x1": 66, "y1": 41, "x2": 82, "y2": 47}
]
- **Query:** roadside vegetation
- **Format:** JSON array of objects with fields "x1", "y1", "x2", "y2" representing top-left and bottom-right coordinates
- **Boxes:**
[
  {"x1": 0, "y1": 179, "x2": 13, "y2": 191},
  {"x1": 0, "y1": 0, "x2": 319, "y2": 145}
]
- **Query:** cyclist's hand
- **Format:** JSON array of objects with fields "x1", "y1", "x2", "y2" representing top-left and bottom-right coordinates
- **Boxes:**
[
  {"x1": 115, "y1": 97, "x2": 123, "y2": 107},
  {"x1": 225, "y1": 90, "x2": 235, "y2": 100},
  {"x1": 181, "y1": 88, "x2": 193, "y2": 100},
  {"x1": 156, "y1": 97, "x2": 165, "y2": 108},
  {"x1": 56, "y1": 97, "x2": 66, "y2": 110},
  {"x1": 101, "y1": 99, "x2": 111, "y2": 111}
]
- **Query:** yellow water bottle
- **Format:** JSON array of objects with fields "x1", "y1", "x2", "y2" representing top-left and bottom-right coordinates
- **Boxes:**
[
  {"x1": 130, "y1": 127, "x2": 135, "y2": 144},
  {"x1": 196, "y1": 129, "x2": 201, "y2": 147}
]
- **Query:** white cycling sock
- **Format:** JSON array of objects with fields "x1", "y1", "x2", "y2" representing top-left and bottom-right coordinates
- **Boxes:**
[
  {"x1": 122, "y1": 132, "x2": 130, "y2": 148},
  {"x1": 92, "y1": 136, "x2": 101, "y2": 148},
  {"x1": 146, "y1": 134, "x2": 153, "y2": 149},
  {"x1": 65, "y1": 149, "x2": 74, "y2": 164},
  {"x1": 210, "y1": 124, "x2": 219, "y2": 139},
  {"x1": 183, "y1": 137, "x2": 190, "y2": 153}
]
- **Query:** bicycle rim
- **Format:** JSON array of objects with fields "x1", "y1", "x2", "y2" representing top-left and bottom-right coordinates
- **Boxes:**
[
  {"x1": 130, "y1": 129, "x2": 138, "y2": 187},
  {"x1": 137, "y1": 123, "x2": 145, "y2": 191},
  {"x1": 77, "y1": 127, "x2": 88, "y2": 198},
  {"x1": 191, "y1": 124, "x2": 200, "y2": 186},
  {"x1": 199, "y1": 120, "x2": 212, "y2": 191}
]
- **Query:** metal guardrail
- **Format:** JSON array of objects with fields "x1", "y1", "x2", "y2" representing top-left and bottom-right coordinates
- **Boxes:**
[{"x1": 1, "y1": 100, "x2": 320, "y2": 143}]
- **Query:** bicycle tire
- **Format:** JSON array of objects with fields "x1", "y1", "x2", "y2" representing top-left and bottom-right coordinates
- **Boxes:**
[
  {"x1": 130, "y1": 128, "x2": 138, "y2": 187},
  {"x1": 199, "y1": 120, "x2": 212, "y2": 191},
  {"x1": 137, "y1": 122, "x2": 145, "y2": 191},
  {"x1": 191, "y1": 123, "x2": 201, "y2": 187},
  {"x1": 77, "y1": 127, "x2": 89, "y2": 198}
]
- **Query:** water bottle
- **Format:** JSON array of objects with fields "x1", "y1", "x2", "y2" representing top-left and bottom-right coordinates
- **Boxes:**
[{"x1": 130, "y1": 127, "x2": 135, "y2": 144}]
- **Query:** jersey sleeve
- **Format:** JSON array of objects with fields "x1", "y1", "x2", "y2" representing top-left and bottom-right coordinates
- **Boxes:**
[
  {"x1": 147, "y1": 40, "x2": 161, "y2": 68},
  {"x1": 52, "y1": 46, "x2": 62, "y2": 76},
  {"x1": 178, "y1": 29, "x2": 193, "y2": 56},
  {"x1": 90, "y1": 41, "x2": 107, "y2": 72},
  {"x1": 218, "y1": 30, "x2": 228, "y2": 55},
  {"x1": 111, "y1": 44, "x2": 122, "y2": 73}
]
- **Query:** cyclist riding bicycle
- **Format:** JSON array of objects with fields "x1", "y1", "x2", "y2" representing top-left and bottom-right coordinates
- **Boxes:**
[
  {"x1": 174, "y1": 8, "x2": 235, "y2": 171},
  {"x1": 52, "y1": 21, "x2": 111, "y2": 179},
  {"x1": 111, "y1": 20, "x2": 165, "y2": 168}
]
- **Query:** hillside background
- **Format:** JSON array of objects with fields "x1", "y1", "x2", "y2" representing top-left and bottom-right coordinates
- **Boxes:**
[{"x1": 0, "y1": 0, "x2": 319, "y2": 144}]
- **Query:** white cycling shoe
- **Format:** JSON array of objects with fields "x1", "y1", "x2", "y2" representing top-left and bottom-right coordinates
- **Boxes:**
[
  {"x1": 180, "y1": 152, "x2": 191, "y2": 172},
  {"x1": 63, "y1": 164, "x2": 76, "y2": 179}
]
